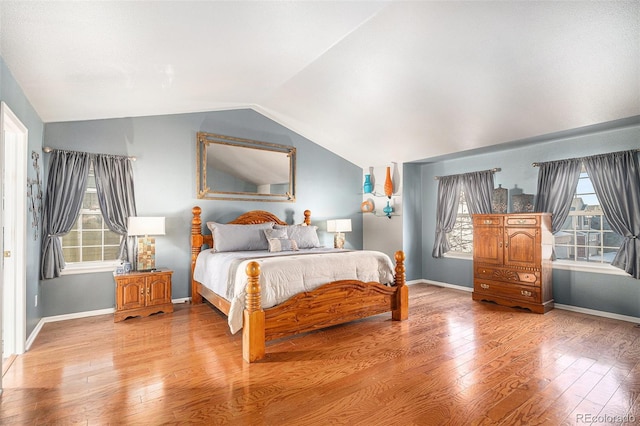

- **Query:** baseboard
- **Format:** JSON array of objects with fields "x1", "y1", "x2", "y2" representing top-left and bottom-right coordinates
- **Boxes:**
[
  {"x1": 26, "y1": 307, "x2": 115, "y2": 351},
  {"x1": 26, "y1": 298, "x2": 190, "y2": 351},
  {"x1": 411, "y1": 279, "x2": 640, "y2": 324},
  {"x1": 412, "y1": 278, "x2": 473, "y2": 293},
  {"x1": 25, "y1": 292, "x2": 638, "y2": 352},
  {"x1": 554, "y1": 303, "x2": 640, "y2": 324}
]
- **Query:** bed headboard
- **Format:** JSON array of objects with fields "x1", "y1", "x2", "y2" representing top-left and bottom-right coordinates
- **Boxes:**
[{"x1": 190, "y1": 207, "x2": 311, "y2": 281}]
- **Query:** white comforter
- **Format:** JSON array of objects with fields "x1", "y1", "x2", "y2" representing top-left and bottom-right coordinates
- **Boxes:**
[{"x1": 193, "y1": 248, "x2": 395, "y2": 334}]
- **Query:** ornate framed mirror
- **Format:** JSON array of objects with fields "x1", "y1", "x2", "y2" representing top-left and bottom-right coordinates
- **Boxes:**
[{"x1": 196, "y1": 132, "x2": 296, "y2": 202}]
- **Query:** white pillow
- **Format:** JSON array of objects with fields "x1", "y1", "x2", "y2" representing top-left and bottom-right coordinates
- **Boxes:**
[{"x1": 207, "y1": 222, "x2": 274, "y2": 252}]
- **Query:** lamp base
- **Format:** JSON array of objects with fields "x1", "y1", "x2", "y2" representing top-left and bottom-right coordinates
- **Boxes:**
[
  {"x1": 136, "y1": 236, "x2": 156, "y2": 271},
  {"x1": 334, "y1": 232, "x2": 345, "y2": 249}
]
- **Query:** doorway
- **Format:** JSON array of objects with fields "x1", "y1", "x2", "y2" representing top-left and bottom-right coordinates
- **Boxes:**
[{"x1": 1, "y1": 102, "x2": 28, "y2": 385}]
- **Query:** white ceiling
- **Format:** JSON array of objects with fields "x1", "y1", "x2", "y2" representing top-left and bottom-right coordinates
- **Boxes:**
[{"x1": 1, "y1": 1, "x2": 638, "y2": 168}]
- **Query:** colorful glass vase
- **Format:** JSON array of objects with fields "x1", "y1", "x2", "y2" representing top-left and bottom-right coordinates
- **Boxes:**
[
  {"x1": 383, "y1": 200, "x2": 394, "y2": 218},
  {"x1": 363, "y1": 174, "x2": 373, "y2": 194},
  {"x1": 384, "y1": 166, "x2": 393, "y2": 198}
]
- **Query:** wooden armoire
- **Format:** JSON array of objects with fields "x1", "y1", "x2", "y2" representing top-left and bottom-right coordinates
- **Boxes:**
[{"x1": 472, "y1": 213, "x2": 554, "y2": 313}]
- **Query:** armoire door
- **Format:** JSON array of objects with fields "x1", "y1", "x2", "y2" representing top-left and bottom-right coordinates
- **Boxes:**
[{"x1": 504, "y1": 226, "x2": 539, "y2": 267}]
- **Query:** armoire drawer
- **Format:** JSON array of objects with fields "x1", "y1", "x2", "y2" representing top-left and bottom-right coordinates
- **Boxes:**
[
  {"x1": 505, "y1": 215, "x2": 540, "y2": 227},
  {"x1": 473, "y1": 215, "x2": 503, "y2": 227},
  {"x1": 474, "y1": 280, "x2": 541, "y2": 304},
  {"x1": 474, "y1": 265, "x2": 539, "y2": 286}
]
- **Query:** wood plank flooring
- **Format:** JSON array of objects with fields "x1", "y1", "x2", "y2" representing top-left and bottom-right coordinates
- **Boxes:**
[{"x1": 1, "y1": 284, "x2": 639, "y2": 425}]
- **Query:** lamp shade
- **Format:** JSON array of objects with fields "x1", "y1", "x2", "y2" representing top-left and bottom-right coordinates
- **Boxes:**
[
  {"x1": 327, "y1": 219, "x2": 352, "y2": 233},
  {"x1": 127, "y1": 217, "x2": 166, "y2": 236}
]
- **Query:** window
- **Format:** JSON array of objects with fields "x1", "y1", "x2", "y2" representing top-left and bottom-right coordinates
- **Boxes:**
[
  {"x1": 554, "y1": 167, "x2": 623, "y2": 264},
  {"x1": 447, "y1": 190, "x2": 473, "y2": 254},
  {"x1": 60, "y1": 165, "x2": 122, "y2": 267}
]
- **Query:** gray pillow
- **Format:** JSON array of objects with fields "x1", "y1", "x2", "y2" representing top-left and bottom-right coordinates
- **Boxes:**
[
  {"x1": 264, "y1": 228, "x2": 288, "y2": 239},
  {"x1": 207, "y1": 221, "x2": 274, "y2": 252},
  {"x1": 268, "y1": 238, "x2": 299, "y2": 252},
  {"x1": 275, "y1": 224, "x2": 320, "y2": 249}
]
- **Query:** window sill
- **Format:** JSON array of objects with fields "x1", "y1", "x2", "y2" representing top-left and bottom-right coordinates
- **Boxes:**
[
  {"x1": 443, "y1": 252, "x2": 473, "y2": 260},
  {"x1": 442, "y1": 254, "x2": 629, "y2": 276},
  {"x1": 552, "y1": 260, "x2": 630, "y2": 276},
  {"x1": 59, "y1": 261, "x2": 120, "y2": 276}
]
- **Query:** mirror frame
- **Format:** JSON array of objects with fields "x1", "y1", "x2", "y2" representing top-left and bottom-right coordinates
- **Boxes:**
[{"x1": 196, "y1": 131, "x2": 296, "y2": 202}]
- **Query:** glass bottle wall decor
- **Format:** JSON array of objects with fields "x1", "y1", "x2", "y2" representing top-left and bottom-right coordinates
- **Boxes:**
[
  {"x1": 363, "y1": 174, "x2": 373, "y2": 194},
  {"x1": 384, "y1": 166, "x2": 393, "y2": 198}
]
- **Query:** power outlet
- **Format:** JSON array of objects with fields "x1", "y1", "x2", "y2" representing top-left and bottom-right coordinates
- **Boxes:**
[{"x1": 35, "y1": 294, "x2": 38, "y2": 307}]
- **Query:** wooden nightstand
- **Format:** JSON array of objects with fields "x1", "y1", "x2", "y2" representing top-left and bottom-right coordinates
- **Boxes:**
[{"x1": 114, "y1": 269, "x2": 174, "y2": 322}]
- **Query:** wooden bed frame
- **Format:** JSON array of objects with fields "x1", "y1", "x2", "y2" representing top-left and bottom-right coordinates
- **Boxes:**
[{"x1": 190, "y1": 206, "x2": 408, "y2": 363}]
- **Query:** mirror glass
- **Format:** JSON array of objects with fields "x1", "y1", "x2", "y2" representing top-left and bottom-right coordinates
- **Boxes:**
[{"x1": 197, "y1": 132, "x2": 296, "y2": 201}]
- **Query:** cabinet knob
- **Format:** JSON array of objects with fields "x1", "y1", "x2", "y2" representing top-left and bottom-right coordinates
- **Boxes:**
[
  {"x1": 517, "y1": 219, "x2": 526, "y2": 224},
  {"x1": 481, "y1": 283, "x2": 490, "y2": 290},
  {"x1": 521, "y1": 290, "x2": 532, "y2": 297},
  {"x1": 484, "y1": 219, "x2": 492, "y2": 224}
]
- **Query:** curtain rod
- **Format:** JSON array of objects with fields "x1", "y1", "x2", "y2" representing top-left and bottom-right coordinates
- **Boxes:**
[
  {"x1": 532, "y1": 148, "x2": 640, "y2": 167},
  {"x1": 43, "y1": 146, "x2": 137, "y2": 161},
  {"x1": 434, "y1": 167, "x2": 501, "y2": 180}
]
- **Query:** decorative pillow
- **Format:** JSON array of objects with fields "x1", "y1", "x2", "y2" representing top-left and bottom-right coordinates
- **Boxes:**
[
  {"x1": 274, "y1": 224, "x2": 320, "y2": 249},
  {"x1": 268, "y1": 238, "x2": 299, "y2": 252},
  {"x1": 263, "y1": 228, "x2": 288, "y2": 240},
  {"x1": 206, "y1": 222, "x2": 274, "y2": 252}
]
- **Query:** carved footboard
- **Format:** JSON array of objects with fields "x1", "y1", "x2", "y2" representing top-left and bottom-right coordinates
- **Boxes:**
[{"x1": 243, "y1": 251, "x2": 407, "y2": 363}]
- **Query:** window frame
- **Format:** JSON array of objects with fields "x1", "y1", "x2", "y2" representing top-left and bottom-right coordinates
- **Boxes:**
[
  {"x1": 552, "y1": 166, "x2": 625, "y2": 274},
  {"x1": 444, "y1": 189, "x2": 474, "y2": 258},
  {"x1": 59, "y1": 166, "x2": 122, "y2": 275}
]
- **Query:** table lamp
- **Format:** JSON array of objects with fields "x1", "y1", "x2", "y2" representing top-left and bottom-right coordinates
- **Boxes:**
[
  {"x1": 327, "y1": 219, "x2": 352, "y2": 249},
  {"x1": 127, "y1": 216, "x2": 166, "y2": 271}
]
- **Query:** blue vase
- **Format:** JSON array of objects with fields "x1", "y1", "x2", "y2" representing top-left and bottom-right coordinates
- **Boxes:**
[
  {"x1": 383, "y1": 201, "x2": 394, "y2": 218},
  {"x1": 363, "y1": 174, "x2": 373, "y2": 194}
]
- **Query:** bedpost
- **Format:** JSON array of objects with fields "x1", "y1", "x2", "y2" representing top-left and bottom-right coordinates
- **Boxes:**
[
  {"x1": 392, "y1": 250, "x2": 408, "y2": 321},
  {"x1": 191, "y1": 206, "x2": 204, "y2": 304},
  {"x1": 303, "y1": 210, "x2": 311, "y2": 226},
  {"x1": 243, "y1": 261, "x2": 265, "y2": 363}
]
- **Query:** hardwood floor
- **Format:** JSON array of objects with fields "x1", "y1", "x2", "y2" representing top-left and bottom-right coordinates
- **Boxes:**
[{"x1": 1, "y1": 283, "x2": 639, "y2": 425}]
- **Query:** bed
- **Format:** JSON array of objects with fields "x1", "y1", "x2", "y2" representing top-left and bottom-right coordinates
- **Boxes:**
[{"x1": 190, "y1": 206, "x2": 408, "y2": 363}]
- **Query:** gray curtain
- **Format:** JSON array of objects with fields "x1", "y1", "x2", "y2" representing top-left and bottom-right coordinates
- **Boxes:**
[
  {"x1": 461, "y1": 170, "x2": 494, "y2": 215},
  {"x1": 583, "y1": 150, "x2": 640, "y2": 278},
  {"x1": 432, "y1": 175, "x2": 462, "y2": 258},
  {"x1": 93, "y1": 154, "x2": 137, "y2": 262},
  {"x1": 534, "y1": 159, "x2": 582, "y2": 233},
  {"x1": 41, "y1": 151, "x2": 91, "y2": 279}
]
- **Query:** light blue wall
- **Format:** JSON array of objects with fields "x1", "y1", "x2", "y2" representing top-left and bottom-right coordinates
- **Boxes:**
[
  {"x1": 41, "y1": 109, "x2": 363, "y2": 316},
  {"x1": 0, "y1": 56, "x2": 45, "y2": 336},
  {"x1": 402, "y1": 163, "x2": 423, "y2": 281},
  {"x1": 404, "y1": 120, "x2": 640, "y2": 318}
]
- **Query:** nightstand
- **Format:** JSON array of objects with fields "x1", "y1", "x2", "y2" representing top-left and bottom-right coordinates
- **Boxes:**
[{"x1": 114, "y1": 268, "x2": 174, "y2": 322}]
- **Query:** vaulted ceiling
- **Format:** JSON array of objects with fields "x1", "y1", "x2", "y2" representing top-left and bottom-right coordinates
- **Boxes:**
[{"x1": 1, "y1": 1, "x2": 638, "y2": 168}]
